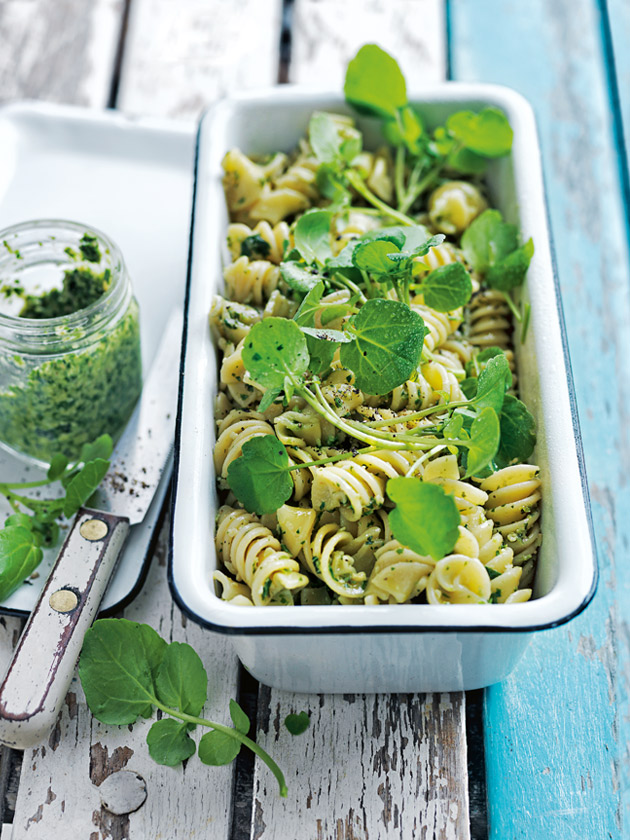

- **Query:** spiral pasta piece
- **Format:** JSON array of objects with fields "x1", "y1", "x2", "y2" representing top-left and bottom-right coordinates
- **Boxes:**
[
  {"x1": 209, "y1": 295, "x2": 260, "y2": 347},
  {"x1": 426, "y1": 555, "x2": 492, "y2": 604},
  {"x1": 277, "y1": 506, "x2": 367, "y2": 599},
  {"x1": 222, "y1": 149, "x2": 287, "y2": 216},
  {"x1": 365, "y1": 540, "x2": 435, "y2": 603},
  {"x1": 214, "y1": 410, "x2": 275, "y2": 478},
  {"x1": 223, "y1": 256, "x2": 280, "y2": 306},
  {"x1": 481, "y1": 465, "x2": 542, "y2": 588},
  {"x1": 428, "y1": 181, "x2": 487, "y2": 235},
  {"x1": 219, "y1": 339, "x2": 263, "y2": 407},
  {"x1": 423, "y1": 454, "x2": 489, "y2": 512},
  {"x1": 215, "y1": 507, "x2": 309, "y2": 605},
  {"x1": 226, "y1": 220, "x2": 291, "y2": 264},
  {"x1": 311, "y1": 450, "x2": 418, "y2": 521}
]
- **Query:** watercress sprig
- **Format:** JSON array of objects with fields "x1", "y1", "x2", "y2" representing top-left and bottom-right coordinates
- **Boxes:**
[
  {"x1": 461, "y1": 209, "x2": 534, "y2": 337},
  {"x1": 0, "y1": 434, "x2": 113, "y2": 601},
  {"x1": 79, "y1": 618, "x2": 288, "y2": 797},
  {"x1": 343, "y1": 45, "x2": 513, "y2": 214}
]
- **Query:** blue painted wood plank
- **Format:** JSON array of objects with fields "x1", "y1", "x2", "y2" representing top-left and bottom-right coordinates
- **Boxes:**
[
  {"x1": 450, "y1": 0, "x2": 630, "y2": 837},
  {"x1": 606, "y1": 0, "x2": 630, "y2": 182}
]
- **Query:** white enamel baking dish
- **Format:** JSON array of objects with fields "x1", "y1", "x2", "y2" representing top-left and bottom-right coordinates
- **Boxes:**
[{"x1": 169, "y1": 86, "x2": 597, "y2": 693}]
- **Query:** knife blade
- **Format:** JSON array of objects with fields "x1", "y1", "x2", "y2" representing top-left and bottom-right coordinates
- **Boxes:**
[{"x1": 0, "y1": 309, "x2": 183, "y2": 748}]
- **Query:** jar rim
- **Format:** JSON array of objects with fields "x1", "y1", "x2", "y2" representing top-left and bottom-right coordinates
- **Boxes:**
[{"x1": 0, "y1": 219, "x2": 126, "y2": 334}]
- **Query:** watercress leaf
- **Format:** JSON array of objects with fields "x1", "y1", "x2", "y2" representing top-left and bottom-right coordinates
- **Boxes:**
[
  {"x1": 340, "y1": 299, "x2": 425, "y2": 395},
  {"x1": 460, "y1": 377, "x2": 478, "y2": 400},
  {"x1": 47, "y1": 453, "x2": 69, "y2": 481},
  {"x1": 421, "y1": 262, "x2": 473, "y2": 312},
  {"x1": 242, "y1": 318, "x2": 309, "y2": 395},
  {"x1": 240, "y1": 234, "x2": 271, "y2": 260},
  {"x1": 155, "y1": 641, "x2": 207, "y2": 717},
  {"x1": 344, "y1": 44, "x2": 407, "y2": 119},
  {"x1": 383, "y1": 105, "x2": 424, "y2": 154},
  {"x1": 301, "y1": 326, "x2": 350, "y2": 344},
  {"x1": 309, "y1": 112, "x2": 344, "y2": 163},
  {"x1": 305, "y1": 333, "x2": 338, "y2": 377},
  {"x1": 474, "y1": 354, "x2": 512, "y2": 414},
  {"x1": 258, "y1": 388, "x2": 282, "y2": 413},
  {"x1": 352, "y1": 239, "x2": 402, "y2": 275},
  {"x1": 227, "y1": 436, "x2": 293, "y2": 515},
  {"x1": 229, "y1": 699, "x2": 250, "y2": 735},
  {"x1": 198, "y1": 730, "x2": 241, "y2": 766},
  {"x1": 0, "y1": 526, "x2": 43, "y2": 601},
  {"x1": 442, "y1": 413, "x2": 465, "y2": 439},
  {"x1": 409, "y1": 233, "x2": 445, "y2": 258},
  {"x1": 280, "y1": 261, "x2": 325, "y2": 294},
  {"x1": 460, "y1": 210, "x2": 518, "y2": 273},
  {"x1": 486, "y1": 238, "x2": 534, "y2": 290},
  {"x1": 464, "y1": 407, "x2": 501, "y2": 477},
  {"x1": 79, "y1": 618, "x2": 167, "y2": 724},
  {"x1": 79, "y1": 434, "x2": 114, "y2": 464},
  {"x1": 294, "y1": 281, "x2": 326, "y2": 327},
  {"x1": 360, "y1": 226, "x2": 409, "y2": 249},
  {"x1": 447, "y1": 146, "x2": 488, "y2": 174},
  {"x1": 293, "y1": 210, "x2": 333, "y2": 265},
  {"x1": 4, "y1": 513, "x2": 33, "y2": 530},
  {"x1": 147, "y1": 719, "x2": 196, "y2": 766},
  {"x1": 316, "y1": 164, "x2": 351, "y2": 208},
  {"x1": 446, "y1": 107, "x2": 513, "y2": 158},
  {"x1": 496, "y1": 394, "x2": 537, "y2": 467},
  {"x1": 62, "y1": 458, "x2": 110, "y2": 518},
  {"x1": 386, "y1": 478, "x2": 460, "y2": 560},
  {"x1": 285, "y1": 711, "x2": 310, "y2": 735}
]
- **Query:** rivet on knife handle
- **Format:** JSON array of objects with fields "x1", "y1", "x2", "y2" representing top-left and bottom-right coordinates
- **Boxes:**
[{"x1": 0, "y1": 508, "x2": 129, "y2": 749}]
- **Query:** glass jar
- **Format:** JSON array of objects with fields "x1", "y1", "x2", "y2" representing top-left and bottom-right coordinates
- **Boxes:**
[{"x1": 0, "y1": 220, "x2": 142, "y2": 464}]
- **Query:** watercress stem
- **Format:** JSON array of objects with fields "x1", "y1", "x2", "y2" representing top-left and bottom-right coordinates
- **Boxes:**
[
  {"x1": 287, "y1": 446, "x2": 375, "y2": 471},
  {"x1": 399, "y1": 162, "x2": 443, "y2": 214},
  {"x1": 0, "y1": 478, "x2": 55, "y2": 491},
  {"x1": 395, "y1": 146, "x2": 406, "y2": 209},
  {"x1": 346, "y1": 171, "x2": 416, "y2": 226},
  {"x1": 501, "y1": 290, "x2": 522, "y2": 322},
  {"x1": 155, "y1": 703, "x2": 288, "y2": 797}
]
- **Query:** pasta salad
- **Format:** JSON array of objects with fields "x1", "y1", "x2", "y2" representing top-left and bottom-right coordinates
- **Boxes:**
[{"x1": 210, "y1": 45, "x2": 541, "y2": 608}]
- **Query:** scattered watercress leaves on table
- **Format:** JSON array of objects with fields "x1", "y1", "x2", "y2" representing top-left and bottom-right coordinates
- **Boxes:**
[
  {"x1": 387, "y1": 479, "x2": 460, "y2": 560},
  {"x1": 0, "y1": 434, "x2": 113, "y2": 602},
  {"x1": 79, "y1": 618, "x2": 288, "y2": 796},
  {"x1": 285, "y1": 711, "x2": 310, "y2": 735}
]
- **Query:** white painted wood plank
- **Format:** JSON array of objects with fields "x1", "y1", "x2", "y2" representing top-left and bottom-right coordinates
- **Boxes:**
[
  {"x1": 117, "y1": 0, "x2": 284, "y2": 120},
  {"x1": 10, "y1": 523, "x2": 241, "y2": 839},
  {"x1": 251, "y1": 690, "x2": 470, "y2": 840},
  {"x1": 0, "y1": 0, "x2": 123, "y2": 108},
  {"x1": 290, "y1": 0, "x2": 446, "y2": 87}
]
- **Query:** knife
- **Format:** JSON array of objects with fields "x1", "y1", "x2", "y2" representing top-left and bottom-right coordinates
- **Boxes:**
[{"x1": 0, "y1": 310, "x2": 183, "y2": 749}]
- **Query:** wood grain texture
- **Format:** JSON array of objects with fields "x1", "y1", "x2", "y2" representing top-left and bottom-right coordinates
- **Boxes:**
[
  {"x1": 116, "y1": 0, "x2": 283, "y2": 119},
  {"x1": 452, "y1": 0, "x2": 630, "y2": 837},
  {"x1": 0, "y1": 0, "x2": 124, "y2": 107},
  {"x1": 289, "y1": 0, "x2": 446, "y2": 87},
  {"x1": 9, "y1": 523, "x2": 241, "y2": 839},
  {"x1": 250, "y1": 690, "x2": 470, "y2": 840}
]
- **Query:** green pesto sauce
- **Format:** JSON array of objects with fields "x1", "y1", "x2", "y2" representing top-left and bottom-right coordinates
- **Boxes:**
[
  {"x1": 20, "y1": 266, "x2": 111, "y2": 319},
  {"x1": 0, "y1": 236, "x2": 142, "y2": 462},
  {"x1": 0, "y1": 302, "x2": 142, "y2": 462}
]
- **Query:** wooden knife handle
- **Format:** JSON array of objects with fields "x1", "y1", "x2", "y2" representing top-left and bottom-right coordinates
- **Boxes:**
[{"x1": 0, "y1": 508, "x2": 130, "y2": 748}]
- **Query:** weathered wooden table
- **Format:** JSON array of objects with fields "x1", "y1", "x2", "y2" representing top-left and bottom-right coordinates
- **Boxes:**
[{"x1": 0, "y1": 0, "x2": 627, "y2": 837}]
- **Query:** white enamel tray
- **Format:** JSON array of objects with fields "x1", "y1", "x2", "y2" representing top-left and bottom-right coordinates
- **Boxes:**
[
  {"x1": 0, "y1": 101, "x2": 194, "y2": 615},
  {"x1": 171, "y1": 87, "x2": 598, "y2": 693}
]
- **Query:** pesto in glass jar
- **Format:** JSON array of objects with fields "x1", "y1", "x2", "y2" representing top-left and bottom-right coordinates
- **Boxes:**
[{"x1": 0, "y1": 220, "x2": 142, "y2": 463}]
